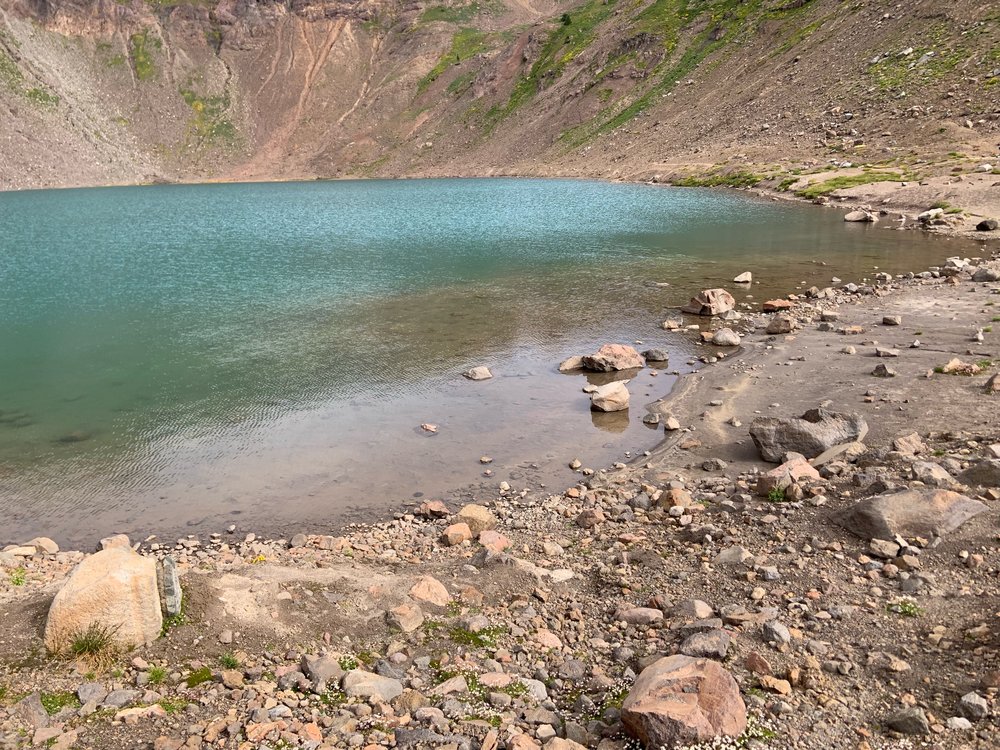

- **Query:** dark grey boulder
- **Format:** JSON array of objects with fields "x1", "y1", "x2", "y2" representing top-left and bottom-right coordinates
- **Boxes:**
[
  {"x1": 959, "y1": 458, "x2": 1000, "y2": 488},
  {"x1": 749, "y1": 408, "x2": 868, "y2": 462},
  {"x1": 976, "y1": 218, "x2": 998, "y2": 232}
]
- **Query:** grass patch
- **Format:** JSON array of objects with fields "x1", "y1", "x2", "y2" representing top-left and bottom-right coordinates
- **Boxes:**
[
  {"x1": 219, "y1": 653, "x2": 239, "y2": 669},
  {"x1": 8, "y1": 567, "x2": 25, "y2": 586},
  {"x1": 185, "y1": 666, "x2": 213, "y2": 688},
  {"x1": 418, "y1": 28, "x2": 492, "y2": 92},
  {"x1": 448, "y1": 624, "x2": 506, "y2": 648},
  {"x1": 767, "y1": 487, "x2": 787, "y2": 503},
  {"x1": 673, "y1": 171, "x2": 763, "y2": 188},
  {"x1": 796, "y1": 171, "x2": 905, "y2": 199},
  {"x1": 40, "y1": 692, "x2": 80, "y2": 715},
  {"x1": 148, "y1": 666, "x2": 167, "y2": 684},
  {"x1": 338, "y1": 655, "x2": 359, "y2": 671},
  {"x1": 157, "y1": 697, "x2": 190, "y2": 713},
  {"x1": 129, "y1": 29, "x2": 161, "y2": 81},
  {"x1": 25, "y1": 88, "x2": 58, "y2": 106},
  {"x1": 180, "y1": 86, "x2": 236, "y2": 143}
]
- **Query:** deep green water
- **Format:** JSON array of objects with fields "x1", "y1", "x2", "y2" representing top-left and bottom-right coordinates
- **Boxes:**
[{"x1": 0, "y1": 178, "x2": 973, "y2": 545}]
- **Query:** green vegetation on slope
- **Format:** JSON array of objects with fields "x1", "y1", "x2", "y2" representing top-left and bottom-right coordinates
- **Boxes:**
[
  {"x1": 418, "y1": 28, "x2": 493, "y2": 92},
  {"x1": 130, "y1": 29, "x2": 161, "y2": 81},
  {"x1": 795, "y1": 171, "x2": 907, "y2": 199},
  {"x1": 180, "y1": 86, "x2": 236, "y2": 143},
  {"x1": 420, "y1": 1, "x2": 504, "y2": 25}
]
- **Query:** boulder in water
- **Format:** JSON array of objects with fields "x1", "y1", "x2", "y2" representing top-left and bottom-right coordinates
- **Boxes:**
[
  {"x1": 681, "y1": 289, "x2": 735, "y2": 316},
  {"x1": 582, "y1": 344, "x2": 645, "y2": 372}
]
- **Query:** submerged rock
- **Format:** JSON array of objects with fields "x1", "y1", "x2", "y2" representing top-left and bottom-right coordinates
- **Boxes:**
[
  {"x1": 680, "y1": 288, "x2": 735, "y2": 316},
  {"x1": 590, "y1": 381, "x2": 630, "y2": 412},
  {"x1": 582, "y1": 344, "x2": 645, "y2": 372},
  {"x1": 749, "y1": 408, "x2": 868, "y2": 462}
]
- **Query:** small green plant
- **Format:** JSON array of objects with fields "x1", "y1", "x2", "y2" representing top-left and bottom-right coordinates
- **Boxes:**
[
  {"x1": 984, "y1": 327, "x2": 993, "y2": 333},
  {"x1": 560, "y1": 12, "x2": 571, "y2": 25},
  {"x1": 0, "y1": 684, "x2": 7, "y2": 702},
  {"x1": 338, "y1": 655, "x2": 359, "y2": 671},
  {"x1": 219, "y1": 653, "x2": 239, "y2": 669},
  {"x1": 157, "y1": 697, "x2": 190, "y2": 713},
  {"x1": 448, "y1": 624, "x2": 506, "y2": 648},
  {"x1": 9, "y1": 567, "x2": 25, "y2": 586},
  {"x1": 40, "y1": 692, "x2": 80, "y2": 715},
  {"x1": 674, "y1": 171, "x2": 763, "y2": 189},
  {"x1": 69, "y1": 623, "x2": 120, "y2": 657},
  {"x1": 148, "y1": 666, "x2": 167, "y2": 684},
  {"x1": 185, "y1": 666, "x2": 213, "y2": 688},
  {"x1": 977, "y1": 359, "x2": 993, "y2": 370},
  {"x1": 992, "y1": 316, "x2": 1000, "y2": 322},
  {"x1": 767, "y1": 487, "x2": 787, "y2": 503},
  {"x1": 888, "y1": 599, "x2": 922, "y2": 617}
]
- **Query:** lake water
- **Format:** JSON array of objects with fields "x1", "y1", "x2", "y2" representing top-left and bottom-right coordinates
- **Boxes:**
[{"x1": 0, "y1": 178, "x2": 973, "y2": 546}]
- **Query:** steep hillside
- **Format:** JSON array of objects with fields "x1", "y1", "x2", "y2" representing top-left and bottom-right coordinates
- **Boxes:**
[{"x1": 0, "y1": 0, "x2": 997, "y2": 191}]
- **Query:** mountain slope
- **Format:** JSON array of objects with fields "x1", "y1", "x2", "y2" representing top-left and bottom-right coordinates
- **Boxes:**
[{"x1": 0, "y1": 0, "x2": 997, "y2": 190}]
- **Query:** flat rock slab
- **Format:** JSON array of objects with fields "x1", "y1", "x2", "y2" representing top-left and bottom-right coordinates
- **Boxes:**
[
  {"x1": 750, "y1": 408, "x2": 868, "y2": 462},
  {"x1": 622, "y1": 655, "x2": 746, "y2": 748},
  {"x1": 833, "y1": 489, "x2": 987, "y2": 540}
]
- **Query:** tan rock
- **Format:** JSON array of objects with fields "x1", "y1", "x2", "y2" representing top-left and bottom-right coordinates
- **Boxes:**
[
  {"x1": 590, "y1": 381, "x2": 630, "y2": 412},
  {"x1": 457, "y1": 504, "x2": 496, "y2": 535},
  {"x1": 622, "y1": 655, "x2": 746, "y2": 748},
  {"x1": 681, "y1": 289, "x2": 736, "y2": 316},
  {"x1": 756, "y1": 456, "x2": 820, "y2": 496},
  {"x1": 44, "y1": 547, "x2": 162, "y2": 653},
  {"x1": 387, "y1": 603, "x2": 424, "y2": 633},
  {"x1": 558, "y1": 356, "x2": 585, "y2": 372},
  {"x1": 581, "y1": 344, "x2": 645, "y2": 371},
  {"x1": 762, "y1": 299, "x2": 794, "y2": 312},
  {"x1": 98, "y1": 534, "x2": 132, "y2": 551},
  {"x1": 479, "y1": 529, "x2": 512, "y2": 553},
  {"x1": 507, "y1": 735, "x2": 540, "y2": 750},
  {"x1": 758, "y1": 675, "x2": 792, "y2": 695},
  {"x1": 441, "y1": 523, "x2": 472, "y2": 546},
  {"x1": 409, "y1": 575, "x2": 450, "y2": 607},
  {"x1": 25, "y1": 537, "x2": 59, "y2": 555}
]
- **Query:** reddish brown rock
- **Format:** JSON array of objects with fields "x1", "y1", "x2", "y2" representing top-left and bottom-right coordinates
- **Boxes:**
[
  {"x1": 582, "y1": 344, "x2": 645, "y2": 372},
  {"x1": 441, "y1": 523, "x2": 472, "y2": 546},
  {"x1": 762, "y1": 299, "x2": 794, "y2": 312},
  {"x1": 622, "y1": 656, "x2": 746, "y2": 748}
]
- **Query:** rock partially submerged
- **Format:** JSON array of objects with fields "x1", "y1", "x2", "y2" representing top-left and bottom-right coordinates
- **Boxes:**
[
  {"x1": 622, "y1": 655, "x2": 746, "y2": 748},
  {"x1": 833, "y1": 489, "x2": 987, "y2": 540},
  {"x1": 462, "y1": 366, "x2": 493, "y2": 381},
  {"x1": 844, "y1": 209, "x2": 877, "y2": 222},
  {"x1": 749, "y1": 408, "x2": 868, "y2": 463},
  {"x1": 711, "y1": 328, "x2": 741, "y2": 346},
  {"x1": 581, "y1": 344, "x2": 645, "y2": 372},
  {"x1": 680, "y1": 289, "x2": 735, "y2": 316},
  {"x1": 590, "y1": 381, "x2": 630, "y2": 412},
  {"x1": 44, "y1": 547, "x2": 163, "y2": 653}
]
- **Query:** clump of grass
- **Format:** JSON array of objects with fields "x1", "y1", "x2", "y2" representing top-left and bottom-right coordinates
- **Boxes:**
[
  {"x1": 338, "y1": 655, "x2": 359, "y2": 671},
  {"x1": 767, "y1": 487, "x2": 787, "y2": 503},
  {"x1": 185, "y1": 666, "x2": 213, "y2": 688},
  {"x1": 219, "y1": 653, "x2": 239, "y2": 669},
  {"x1": 157, "y1": 697, "x2": 190, "y2": 713},
  {"x1": 887, "y1": 599, "x2": 922, "y2": 617},
  {"x1": 69, "y1": 623, "x2": 120, "y2": 657},
  {"x1": 148, "y1": 666, "x2": 167, "y2": 684},
  {"x1": 448, "y1": 624, "x2": 506, "y2": 648},
  {"x1": 8, "y1": 567, "x2": 25, "y2": 586}
]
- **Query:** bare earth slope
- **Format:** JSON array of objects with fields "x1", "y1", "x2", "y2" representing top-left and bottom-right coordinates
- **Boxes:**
[{"x1": 0, "y1": 0, "x2": 997, "y2": 193}]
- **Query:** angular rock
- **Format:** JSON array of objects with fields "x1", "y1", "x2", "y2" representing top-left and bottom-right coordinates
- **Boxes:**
[
  {"x1": 756, "y1": 456, "x2": 820, "y2": 495},
  {"x1": 478, "y1": 529, "x2": 512, "y2": 553},
  {"x1": 641, "y1": 348, "x2": 669, "y2": 362},
  {"x1": 463, "y1": 366, "x2": 493, "y2": 381},
  {"x1": 388, "y1": 603, "x2": 424, "y2": 633},
  {"x1": 711, "y1": 328, "x2": 740, "y2": 347},
  {"x1": 766, "y1": 315, "x2": 796, "y2": 335},
  {"x1": 44, "y1": 547, "x2": 162, "y2": 653},
  {"x1": 680, "y1": 630, "x2": 731, "y2": 659},
  {"x1": 590, "y1": 381, "x2": 630, "y2": 412},
  {"x1": 958, "y1": 458, "x2": 1000, "y2": 488},
  {"x1": 844, "y1": 210, "x2": 876, "y2": 222},
  {"x1": 619, "y1": 607, "x2": 663, "y2": 626},
  {"x1": 833, "y1": 489, "x2": 987, "y2": 540},
  {"x1": 749, "y1": 408, "x2": 868, "y2": 462},
  {"x1": 558, "y1": 356, "x2": 585, "y2": 372},
  {"x1": 872, "y1": 363, "x2": 896, "y2": 378},
  {"x1": 958, "y1": 691, "x2": 988, "y2": 721},
  {"x1": 342, "y1": 670, "x2": 404, "y2": 702},
  {"x1": 99, "y1": 534, "x2": 131, "y2": 551},
  {"x1": 622, "y1": 656, "x2": 746, "y2": 748},
  {"x1": 582, "y1": 344, "x2": 645, "y2": 372},
  {"x1": 25, "y1": 537, "x2": 59, "y2": 555},
  {"x1": 13, "y1": 693, "x2": 49, "y2": 729},
  {"x1": 892, "y1": 432, "x2": 926, "y2": 455},
  {"x1": 762, "y1": 299, "x2": 794, "y2": 312},
  {"x1": 910, "y1": 461, "x2": 955, "y2": 487},
  {"x1": 972, "y1": 266, "x2": 1000, "y2": 282},
  {"x1": 681, "y1": 289, "x2": 736, "y2": 317},
  {"x1": 457, "y1": 504, "x2": 496, "y2": 535},
  {"x1": 157, "y1": 557, "x2": 182, "y2": 619},
  {"x1": 410, "y1": 575, "x2": 450, "y2": 607},
  {"x1": 733, "y1": 272, "x2": 752, "y2": 283},
  {"x1": 886, "y1": 707, "x2": 929, "y2": 734},
  {"x1": 300, "y1": 654, "x2": 345, "y2": 693},
  {"x1": 441, "y1": 523, "x2": 472, "y2": 546}
]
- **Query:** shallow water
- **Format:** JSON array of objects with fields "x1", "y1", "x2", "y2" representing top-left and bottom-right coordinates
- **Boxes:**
[{"x1": 0, "y1": 178, "x2": 977, "y2": 546}]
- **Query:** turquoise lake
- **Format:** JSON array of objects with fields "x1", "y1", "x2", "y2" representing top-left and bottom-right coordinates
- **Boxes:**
[{"x1": 0, "y1": 178, "x2": 974, "y2": 546}]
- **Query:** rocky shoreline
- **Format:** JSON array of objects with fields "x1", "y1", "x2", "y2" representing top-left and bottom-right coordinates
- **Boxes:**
[{"x1": 3, "y1": 236, "x2": 1000, "y2": 750}]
